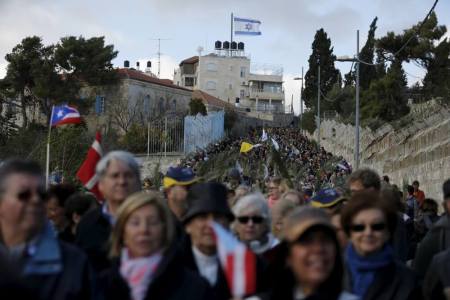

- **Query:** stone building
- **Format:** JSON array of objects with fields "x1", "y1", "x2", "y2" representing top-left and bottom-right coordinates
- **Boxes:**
[{"x1": 174, "y1": 50, "x2": 285, "y2": 114}]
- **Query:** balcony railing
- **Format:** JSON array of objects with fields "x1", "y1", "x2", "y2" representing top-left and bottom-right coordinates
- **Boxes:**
[{"x1": 249, "y1": 88, "x2": 284, "y2": 100}]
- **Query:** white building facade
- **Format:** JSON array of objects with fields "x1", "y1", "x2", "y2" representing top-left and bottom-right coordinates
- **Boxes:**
[{"x1": 174, "y1": 52, "x2": 285, "y2": 114}]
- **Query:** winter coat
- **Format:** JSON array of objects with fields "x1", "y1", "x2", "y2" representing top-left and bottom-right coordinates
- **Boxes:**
[
  {"x1": 21, "y1": 223, "x2": 95, "y2": 300},
  {"x1": 414, "y1": 214, "x2": 450, "y2": 279},
  {"x1": 423, "y1": 248, "x2": 450, "y2": 300},
  {"x1": 344, "y1": 260, "x2": 421, "y2": 300},
  {"x1": 99, "y1": 244, "x2": 213, "y2": 300},
  {"x1": 75, "y1": 207, "x2": 112, "y2": 272}
]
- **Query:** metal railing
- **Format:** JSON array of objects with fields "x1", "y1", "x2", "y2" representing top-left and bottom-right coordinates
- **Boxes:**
[{"x1": 146, "y1": 116, "x2": 184, "y2": 157}]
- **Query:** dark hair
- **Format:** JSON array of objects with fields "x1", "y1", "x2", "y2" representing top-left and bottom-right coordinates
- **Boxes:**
[
  {"x1": 46, "y1": 184, "x2": 77, "y2": 207},
  {"x1": 412, "y1": 180, "x2": 420, "y2": 186},
  {"x1": 407, "y1": 185, "x2": 415, "y2": 195},
  {"x1": 423, "y1": 198, "x2": 438, "y2": 214},
  {"x1": 0, "y1": 159, "x2": 43, "y2": 193},
  {"x1": 347, "y1": 168, "x2": 381, "y2": 191},
  {"x1": 341, "y1": 191, "x2": 397, "y2": 236},
  {"x1": 443, "y1": 179, "x2": 450, "y2": 200},
  {"x1": 289, "y1": 226, "x2": 344, "y2": 299},
  {"x1": 64, "y1": 193, "x2": 97, "y2": 220},
  {"x1": 382, "y1": 175, "x2": 390, "y2": 183}
]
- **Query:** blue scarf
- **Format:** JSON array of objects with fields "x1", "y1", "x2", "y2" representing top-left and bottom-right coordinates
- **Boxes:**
[{"x1": 345, "y1": 243, "x2": 393, "y2": 298}]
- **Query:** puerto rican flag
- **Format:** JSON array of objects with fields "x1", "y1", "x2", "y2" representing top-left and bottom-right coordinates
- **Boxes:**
[
  {"x1": 211, "y1": 222, "x2": 257, "y2": 297},
  {"x1": 51, "y1": 105, "x2": 82, "y2": 127},
  {"x1": 76, "y1": 132, "x2": 103, "y2": 200}
]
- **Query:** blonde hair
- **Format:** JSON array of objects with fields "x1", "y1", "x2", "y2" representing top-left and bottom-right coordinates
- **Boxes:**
[{"x1": 110, "y1": 191, "x2": 174, "y2": 258}]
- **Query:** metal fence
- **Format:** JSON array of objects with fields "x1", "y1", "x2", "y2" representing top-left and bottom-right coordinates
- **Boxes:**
[
  {"x1": 184, "y1": 111, "x2": 225, "y2": 154},
  {"x1": 146, "y1": 116, "x2": 184, "y2": 156}
]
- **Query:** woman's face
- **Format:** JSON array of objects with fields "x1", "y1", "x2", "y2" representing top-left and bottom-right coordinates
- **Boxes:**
[
  {"x1": 236, "y1": 208, "x2": 266, "y2": 243},
  {"x1": 46, "y1": 197, "x2": 67, "y2": 230},
  {"x1": 123, "y1": 204, "x2": 164, "y2": 258},
  {"x1": 288, "y1": 228, "x2": 336, "y2": 290},
  {"x1": 350, "y1": 208, "x2": 389, "y2": 256},
  {"x1": 268, "y1": 183, "x2": 281, "y2": 199}
]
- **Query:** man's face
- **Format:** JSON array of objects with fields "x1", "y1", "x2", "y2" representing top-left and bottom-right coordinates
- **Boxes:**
[
  {"x1": 349, "y1": 180, "x2": 365, "y2": 194},
  {"x1": 98, "y1": 159, "x2": 140, "y2": 206},
  {"x1": 185, "y1": 213, "x2": 229, "y2": 255},
  {"x1": 166, "y1": 185, "x2": 189, "y2": 218},
  {"x1": 413, "y1": 183, "x2": 419, "y2": 191},
  {"x1": 0, "y1": 173, "x2": 46, "y2": 242}
]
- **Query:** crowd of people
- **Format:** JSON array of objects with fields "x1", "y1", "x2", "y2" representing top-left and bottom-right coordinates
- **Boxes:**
[
  {"x1": 182, "y1": 128, "x2": 351, "y2": 194},
  {"x1": 0, "y1": 129, "x2": 449, "y2": 300}
]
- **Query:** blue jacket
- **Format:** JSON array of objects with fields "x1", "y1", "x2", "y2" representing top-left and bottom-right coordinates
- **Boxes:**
[{"x1": 22, "y1": 222, "x2": 96, "y2": 300}]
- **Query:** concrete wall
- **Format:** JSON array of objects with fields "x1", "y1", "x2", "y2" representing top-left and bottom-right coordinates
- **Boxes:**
[
  {"x1": 136, "y1": 154, "x2": 184, "y2": 180},
  {"x1": 311, "y1": 100, "x2": 450, "y2": 202}
]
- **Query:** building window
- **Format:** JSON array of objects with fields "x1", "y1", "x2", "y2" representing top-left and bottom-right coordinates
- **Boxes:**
[
  {"x1": 240, "y1": 89, "x2": 245, "y2": 98},
  {"x1": 95, "y1": 95, "x2": 105, "y2": 115},
  {"x1": 240, "y1": 67, "x2": 246, "y2": 78},
  {"x1": 185, "y1": 77, "x2": 195, "y2": 87},
  {"x1": 207, "y1": 63, "x2": 217, "y2": 72},
  {"x1": 206, "y1": 81, "x2": 217, "y2": 90},
  {"x1": 173, "y1": 99, "x2": 177, "y2": 110},
  {"x1": 229, "y1": 83, "x2": 233, "y2": 90},
  {"x1": 144, "y1": 95, "x2": 150, "y2": 115}
]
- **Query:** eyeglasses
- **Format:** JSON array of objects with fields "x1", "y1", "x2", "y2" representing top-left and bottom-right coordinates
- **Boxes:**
[
  {"x1": 237, "y1": 216, "x2": 264, "y2": 224},
  {"x1": 16, "y1": 188, "x2": 47, "y2": 203},
  {"x1": 350, "y1": 222, "x2": 386, "y2": 232}
]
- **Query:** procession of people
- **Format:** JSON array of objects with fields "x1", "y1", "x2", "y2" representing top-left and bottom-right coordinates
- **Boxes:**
[{"x1": 0, "y1": 127, "x2": 449, "y2": 300}]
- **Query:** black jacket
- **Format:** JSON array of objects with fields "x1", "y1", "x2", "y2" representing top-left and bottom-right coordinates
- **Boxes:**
[
  {"x1": 179, "y1": 237, "x2": 268, "y2": 300},
  {"x1": 75, "y1": 208, "x2": 112, "y2": 272},
  {"x1": 414, "y1": 214, "x2": 450, "y2": 279},
  {"x1": 99, "y1": 245, "x2": 213, "y2": 300},
  {"x1": 423, "y1": 248, "x2": 450, "y2": 300},
  {"x1": 24, "y1": 241, "x2": 96, "y2": 300},
  {"x1": 345, "y1": 261, "x2": 421, "y2": 300}
]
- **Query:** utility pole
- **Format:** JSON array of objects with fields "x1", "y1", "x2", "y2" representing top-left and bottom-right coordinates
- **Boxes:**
[
  {"x1": 355, "y1": 30, "x2": 360, "y2": 169},
  {"x1": 317, "y1": 64, "x2": 321, "y2": 148},
  {"x1": 301, "y1": 66, "x2": 304, "y2": 134}
]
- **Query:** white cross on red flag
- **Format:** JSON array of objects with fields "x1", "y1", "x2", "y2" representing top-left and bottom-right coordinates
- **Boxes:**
[{"x1": 76, "y1": 132, "x2": 103, "y2": 200}]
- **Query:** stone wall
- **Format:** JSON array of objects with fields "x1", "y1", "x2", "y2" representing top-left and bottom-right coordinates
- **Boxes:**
[
  {"x1": 136, "y1": 154, "x2": 184, "y2": 180},
  {"x1": 311, "y1": 100, "x2": 450, "y2": 202}
]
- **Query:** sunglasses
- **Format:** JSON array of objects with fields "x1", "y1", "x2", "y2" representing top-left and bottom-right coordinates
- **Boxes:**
[
  {"x1": 237, "y1": 216, "x2": 264, "y2": 224},
  {"x1": 16, "y1": 188, "x2": 47, "y2": 203},
  {"x1": 350, "y1": 222, "x2": 386, "y2": 232}
]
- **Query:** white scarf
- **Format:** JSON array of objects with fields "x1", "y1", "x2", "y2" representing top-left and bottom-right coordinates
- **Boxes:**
[{"x1": 120, "y1": 248, "x2": 163, "y2": 300}]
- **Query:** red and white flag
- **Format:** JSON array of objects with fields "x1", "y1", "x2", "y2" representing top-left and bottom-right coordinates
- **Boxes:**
[
  {"x1": 76, "y1": 132, "x2": 103, "y2": 200},
  {"x1": 211, "y1": 222, "x2": 257, "y2": 297}
]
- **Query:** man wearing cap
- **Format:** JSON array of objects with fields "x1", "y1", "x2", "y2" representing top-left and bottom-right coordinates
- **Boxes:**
[
  {"x1": 163, "y1": 166, "x2": 198, "y2": 221},
  {"x1": 181, "y1": 182, "x2": 259, "y2": 300}
]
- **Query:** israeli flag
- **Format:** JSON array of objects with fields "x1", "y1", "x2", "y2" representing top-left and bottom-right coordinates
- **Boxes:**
[{"x1": 234, "y1": 17, "x2": 261, "y2": 36}]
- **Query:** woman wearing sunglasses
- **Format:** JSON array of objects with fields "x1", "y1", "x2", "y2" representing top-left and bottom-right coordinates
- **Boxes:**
[
  {"x1": 341, "y1": 191, "x2": 420, "y2": 300},
  {"x1": 232, "y1": 193, "x2": 279, "y2": 254}
]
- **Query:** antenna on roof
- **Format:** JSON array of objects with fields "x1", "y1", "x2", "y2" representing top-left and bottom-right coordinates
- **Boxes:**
[
  {"x1": 149, "y1": 38, "x2": 171, "y2": 78},
  {"x1": 197, "y1": 46, "x2": 204, "y2": 56}
]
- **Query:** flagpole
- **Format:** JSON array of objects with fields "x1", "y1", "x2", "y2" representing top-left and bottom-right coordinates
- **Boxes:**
[
  {"x1": 230, "y1": 12, "x2": 233, "y2": 56},
  {"x1": 46, "y1": 106, "x2": 54, "y2": 187}
]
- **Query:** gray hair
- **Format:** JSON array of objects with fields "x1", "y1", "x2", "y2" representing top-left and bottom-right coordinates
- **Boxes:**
[
  {"x1": 96, "y1": 151, "x2": 141, "y2": 183},
  {"x1": 232, "y1": 192, "x2": 271, "y2": 225}
]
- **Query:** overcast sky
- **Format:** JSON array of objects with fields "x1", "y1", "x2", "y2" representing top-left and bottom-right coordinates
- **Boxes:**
[{"x1": 1, "y1": 0, "x2": 449, "y2": 114}]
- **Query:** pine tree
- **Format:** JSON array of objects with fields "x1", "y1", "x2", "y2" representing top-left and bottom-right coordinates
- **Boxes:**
[
  {"x1": 423, "y1": 38, "x2": 450, "y2": 99},
  {"x1": 303, "y1": 29, "x2": 340, "y2": 111},
  {"x1": 359, "y1": 17, "x2": 379, "y2": 90}
]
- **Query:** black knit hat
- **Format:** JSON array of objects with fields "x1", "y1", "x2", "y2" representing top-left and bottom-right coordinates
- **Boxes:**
[{"x1": 182, "y1": 182, "x2": 234, "y2": 224}]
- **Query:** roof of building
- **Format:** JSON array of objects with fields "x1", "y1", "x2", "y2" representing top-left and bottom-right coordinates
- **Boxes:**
[
  {"x1": 117, "y1": 68, "x2": 191, "y2": 92},
  {"x1": 192, "y1": 90, "x2": 235, "y2": 110},
  {"x1": 179, "y1": 56, "x2": 199, "y2": 66}
]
